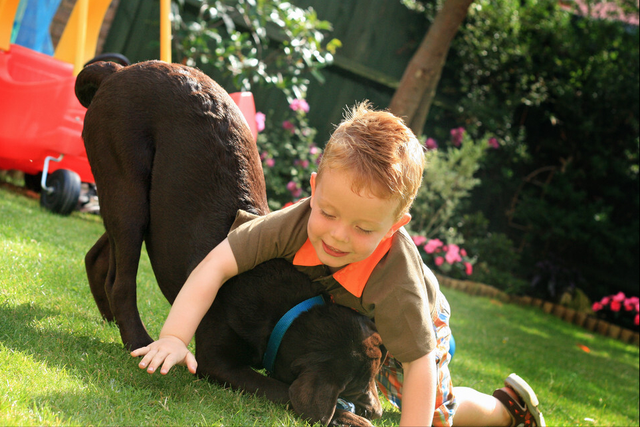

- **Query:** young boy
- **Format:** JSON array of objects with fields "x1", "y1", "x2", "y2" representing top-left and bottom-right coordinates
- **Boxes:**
[{"x1": 132, "y1": 102, "x2": 545, "y2": 427}]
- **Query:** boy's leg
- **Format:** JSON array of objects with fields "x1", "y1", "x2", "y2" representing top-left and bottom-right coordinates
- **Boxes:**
[
  {"x1": 453, "y1": 387, "x2": 511, "y2": 426},
  {"x1": 453, "y1": 374, "x2": 545, "y2": 427}
]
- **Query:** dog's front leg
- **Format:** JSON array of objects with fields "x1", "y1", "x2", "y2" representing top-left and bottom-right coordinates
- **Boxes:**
[
  {"x1": 330, "y1": 410, "x2": 374, "y2": 427},
  {"x1": 198, "y1": 364, "x2": 291, "y2": 404}
]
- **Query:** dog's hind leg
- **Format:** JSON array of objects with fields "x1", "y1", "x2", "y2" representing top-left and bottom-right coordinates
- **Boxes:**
[
  {"x1": 85, "y1": 225, "x2": 152, "y2": 350},
  {"x1": 85, "y1": 232, "x2": 113, "y2": 321},
  {"x1": 100, "y1": 179, "x2": 154, "y2": 351}
]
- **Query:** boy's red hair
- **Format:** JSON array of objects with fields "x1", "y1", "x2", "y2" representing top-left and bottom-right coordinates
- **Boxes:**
[{"x1": 317, "y1": 102, "x2": 425, "y2": 220}]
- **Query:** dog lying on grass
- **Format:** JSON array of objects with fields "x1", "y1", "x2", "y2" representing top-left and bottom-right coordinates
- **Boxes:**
[{"x1": 75, "y1": 60, "x2": 384, "y2": 425}]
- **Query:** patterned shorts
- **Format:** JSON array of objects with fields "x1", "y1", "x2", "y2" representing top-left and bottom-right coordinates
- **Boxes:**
[{"x1": 376, "y1": 291, "x2": 457, "y2": 427}]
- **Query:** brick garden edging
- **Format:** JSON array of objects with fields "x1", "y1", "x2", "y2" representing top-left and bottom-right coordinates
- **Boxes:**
[{"x1": 435, "y1": 274, "x2": 640, "y2": 347}]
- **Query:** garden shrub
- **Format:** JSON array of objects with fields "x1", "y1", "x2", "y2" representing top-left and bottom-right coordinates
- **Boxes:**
[
  {"x1": 256, "y1": 99, "x2": 322, "y2": 211},
  {"x1": 409, "y1": 128, "x2": 522, "y2": 284},
  {"x1": 408, "y1": 128, "x2": 488, "y2": 239},
  {"x1": 457, "y1": 212, "x2": 528, "y2": 294},
  {"x1": 420, "y1": 0, "x2": 639, "y2": 300},
  {"x1": 170, "y1": 0, "x2": 340, "y2": 99}
]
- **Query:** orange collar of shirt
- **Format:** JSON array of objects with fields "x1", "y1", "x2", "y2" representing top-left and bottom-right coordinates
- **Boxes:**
[{"x1": 293, "y1": 237, "x2": 394, "y2": 298}]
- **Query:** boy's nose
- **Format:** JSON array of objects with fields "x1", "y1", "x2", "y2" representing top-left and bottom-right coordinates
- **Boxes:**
[{"x1": 330, "y1": 223, "x2": 350, "y2": 243}]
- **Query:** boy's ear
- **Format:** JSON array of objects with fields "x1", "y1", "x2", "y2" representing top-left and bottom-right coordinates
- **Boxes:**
[
  {"x1": 385, "y1": 213, "x2": 411, "y2": 239},
  {"x1": 310, "y1": 172, "x2": 317, "y2": 197}
]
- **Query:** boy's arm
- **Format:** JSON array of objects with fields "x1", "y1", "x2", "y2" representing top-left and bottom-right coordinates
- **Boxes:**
[
  {"x1": 400, "y1": 351, "x2": 437, "y2": 426},
  {"x1": 130, "y1": 238, "x2": 239, "y2": 375}
]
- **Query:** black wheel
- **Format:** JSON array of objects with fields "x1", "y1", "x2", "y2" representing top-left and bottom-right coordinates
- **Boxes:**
[{"x1": 40, "y1": 169, "x2": 81, "y2": 215}]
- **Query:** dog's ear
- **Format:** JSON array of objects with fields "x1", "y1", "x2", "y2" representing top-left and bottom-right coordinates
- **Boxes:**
[
  {"x1": 288, "y1": 368, "x2": 341, "y2": 425},
  {"x1": 363, "y1": 332, "x2": 383, "y2": 359}
]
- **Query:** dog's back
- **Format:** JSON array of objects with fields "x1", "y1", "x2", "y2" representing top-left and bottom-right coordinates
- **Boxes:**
[
  {"x1": 77, "y1": 61, "x2": 268, "y2": 348},
  {"x1": 78, "y1": 61, "x2": 268, "y2": 302}
]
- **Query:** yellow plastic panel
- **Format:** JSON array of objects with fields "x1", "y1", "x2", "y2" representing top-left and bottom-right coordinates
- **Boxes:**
[
  {"x1": 0, "y1": 0, "x2": 21, "y2": 51},
  {"x1": 54, "y1": 0, "x2": 112, "y2": 74},
  {"x1": 160, "y1": 0, "x2": 171, "y2": 62}
]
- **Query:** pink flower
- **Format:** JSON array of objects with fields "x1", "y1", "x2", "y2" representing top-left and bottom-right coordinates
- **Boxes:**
[
  {"x1": 460, "y1": 248, "x2": 467, "y2": 257},
  {"x1": 289, "y1": 99, "x2": 310, "y2": 113},
  {"x1": 265, "y1": 158, "x2": 275, "y2": 168},
  {"x1": 255, "y1": 111, "x2": 266, "y2": 132},
  {"x1": 488, "y1": 137, "x2": 499, "y2": 149},
  {"x1": 435, "y1": 256, "x2": 444, "y2": 266},
  {"x1": 425, "y1": 138, "x2": 438, "y2": 150},
  {"x1": 282, "y1": 120, "x2": 295, "y2": 134},
  {"x1": 450, "y1": 127, "x2": 465, "y2": 147},
  {"x1": 286, "y1": 181, "x2": 302, "y2": 198},
  {"x1": 612, "y1": 292, "x2": 626, "y2": 302},
  {"x1": 624, "y1": 298, "x2": 635, "y2": 311},
  {"x1": 424, "y1": 239, "x2": 444, "y2": 254},
  {"x1": 412, "y1": 235, "x2": 428, "y2": 247},
  {"x1": 635, "y1": 313, "x2": 639, "y2": 326},
  {"x1": 295, "y1": 159, "x2": 310, "y2": 169},
  {"x1": 310, "y1": 146, "x2": 320, "y2": 156},
  {"x1": 601, "y1": 296, "x2": 610, "y2": 305},
  {"x1": 592, "y1": 301, "x2": 603, "y2": 312},
  {"x1": 464, "y1": 261, "x2": 473, "y2": 276},
  {"x1": 610, "y1": 300, "x2": 622, "y2": 312},
  {"x1": 445, "y1": 244, "x2": 462, "y2": 265},
  {"x1": 260, "y1": 151, "x2": 268, "y2": 161}
]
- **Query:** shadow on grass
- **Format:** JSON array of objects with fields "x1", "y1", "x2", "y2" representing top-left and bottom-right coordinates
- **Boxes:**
[
  {"x1": 0, "y1": 301, "x2": 199, "y2": 423},
  {"x1": 0, "y1": 301, "x2": 400, "y2": 425}
]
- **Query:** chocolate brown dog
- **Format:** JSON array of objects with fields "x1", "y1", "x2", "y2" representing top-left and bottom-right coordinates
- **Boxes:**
[{"x1": 75, "y1": 61, "x2": 384, "y2": 425}]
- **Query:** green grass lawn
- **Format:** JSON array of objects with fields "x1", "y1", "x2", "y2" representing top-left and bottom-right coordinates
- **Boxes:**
[{"x1": 1, "y1": 185, "x2": 638, "y2": 426}]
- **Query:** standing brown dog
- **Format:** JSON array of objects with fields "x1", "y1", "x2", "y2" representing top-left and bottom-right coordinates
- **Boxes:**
[{"x1": 75, "y1": 61, "x2": 384, "y2": 425}]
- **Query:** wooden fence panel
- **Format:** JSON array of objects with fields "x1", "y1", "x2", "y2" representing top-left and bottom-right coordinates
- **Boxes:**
[{"x1": 102, "y1": 0, "x2": 430, "y2": 141}]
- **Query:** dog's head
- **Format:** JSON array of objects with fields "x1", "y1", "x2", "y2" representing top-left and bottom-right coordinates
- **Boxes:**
[{"x1": 276, "y1": 304, "x2": 386, "y2": 426}]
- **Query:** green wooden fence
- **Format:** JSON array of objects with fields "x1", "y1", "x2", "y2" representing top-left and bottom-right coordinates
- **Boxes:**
[{"x1": 102, "y1": 0, "x2": 431, "y2": 141}]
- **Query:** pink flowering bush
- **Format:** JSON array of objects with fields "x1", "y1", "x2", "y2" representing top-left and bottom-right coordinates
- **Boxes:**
[
  {"x1": 257, "y1": 99, "x2": 322, "y2": 210},
  {"x1": 450, "y1": 127, "x2": 465, "y2": 147},
  {"x1": 592, "y1": 292, "x2": 639, "y2": 331},
  {"x1": 411, "y1": 236, "x2": 476, "y2": 279}
]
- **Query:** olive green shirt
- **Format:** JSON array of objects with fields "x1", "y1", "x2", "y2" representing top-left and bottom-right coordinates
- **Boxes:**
[{"x1": 227, "y1": 198, "x2": 439, "y2": 362}]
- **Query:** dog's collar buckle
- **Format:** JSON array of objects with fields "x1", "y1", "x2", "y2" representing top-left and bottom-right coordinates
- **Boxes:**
[{"x1": 262, "y1": 295, "x2": 325, "y2": 372}]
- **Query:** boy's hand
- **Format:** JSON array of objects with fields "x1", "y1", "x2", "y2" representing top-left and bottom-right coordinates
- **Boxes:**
[{"x1": 130, "y1": 335, "x2": 198, "y2": 375}]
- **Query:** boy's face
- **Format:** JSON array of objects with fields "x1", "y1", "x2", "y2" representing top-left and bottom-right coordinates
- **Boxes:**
[{"x1": 308, "y1": 168, "x2": 410, "y2": 271}]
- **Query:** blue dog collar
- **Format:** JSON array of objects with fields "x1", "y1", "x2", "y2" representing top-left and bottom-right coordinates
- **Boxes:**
[{"x1": 262, "y1": 295, "x2": 325, "y2": 372}]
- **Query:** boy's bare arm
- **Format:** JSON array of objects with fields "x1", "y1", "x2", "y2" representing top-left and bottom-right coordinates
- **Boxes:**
[
  {"x1": 400, "y1": 351, "x2": 437, "y2": 426},
  {"x1": 130, "y1": 238, "x2": 239, "y2": 375}
]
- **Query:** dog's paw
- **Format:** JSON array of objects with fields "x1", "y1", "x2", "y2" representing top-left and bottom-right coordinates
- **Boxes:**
[{"x1": 330, "y1": 409, "x2": 374, "y2": 427}]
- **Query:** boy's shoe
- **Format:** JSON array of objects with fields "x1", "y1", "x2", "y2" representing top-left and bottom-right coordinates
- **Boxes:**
[{"x1": 492, "y1": 373, "x2": 546, "y2": 427}]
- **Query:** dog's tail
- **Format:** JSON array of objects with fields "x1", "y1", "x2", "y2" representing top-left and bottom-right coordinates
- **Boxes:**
[{"x1": 75, "y1": 61, "x2": 124, "y2": 108}]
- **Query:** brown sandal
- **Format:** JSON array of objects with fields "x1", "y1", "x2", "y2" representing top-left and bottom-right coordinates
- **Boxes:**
[{"x1": 493, "y1": 373, "x2": 546, "y2": 427}]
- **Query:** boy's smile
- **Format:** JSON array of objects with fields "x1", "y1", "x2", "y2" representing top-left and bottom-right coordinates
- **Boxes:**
[{"x1": 308, "y1": 169, "x2": 410, "y2": 271}]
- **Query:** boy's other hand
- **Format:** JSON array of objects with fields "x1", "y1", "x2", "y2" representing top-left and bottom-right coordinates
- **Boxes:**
[{"x1": 130, "y1": 335, "x2": 197, "y2": 375}]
